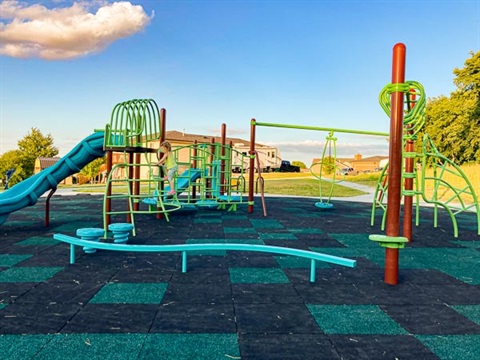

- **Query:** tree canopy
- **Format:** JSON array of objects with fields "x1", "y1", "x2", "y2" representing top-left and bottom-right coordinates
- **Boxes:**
[
  {"x1": 422, "y1": 51, "x2": 480, "y2": 164},
  {"x1": 18, "y1": 127, "x2": 59, "y2": 177}
]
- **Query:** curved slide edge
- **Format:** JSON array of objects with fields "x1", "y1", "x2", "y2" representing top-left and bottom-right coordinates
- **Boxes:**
[{"x1": 0, "y1": 132, "x2": 105, "y2": 225}]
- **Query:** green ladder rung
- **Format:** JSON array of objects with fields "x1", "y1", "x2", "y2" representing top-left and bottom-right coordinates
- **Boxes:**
[{"x1": 369, "y1": 234, "x2": 408, "y2": 249}]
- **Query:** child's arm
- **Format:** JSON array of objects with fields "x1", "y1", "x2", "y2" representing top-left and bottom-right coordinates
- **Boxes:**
[{"x1": 157, "y1": 153, "x2": 167, "y2": 165}]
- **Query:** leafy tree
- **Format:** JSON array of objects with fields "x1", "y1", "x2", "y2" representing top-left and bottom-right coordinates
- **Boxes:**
[
  {"x1": 0, "y1": 150, "x2": 25, "y2": 187},
  {"x1": 80, "y1": 157, "x2": 106, "y2": 184},
  {"x1": 17, "y1": 127, "x2": 59, "y2": 177},
  {"x1": 420, "y1": 51, "x2": 480, "y2": 164},
  {"x1": 292, "y1": 161, "x2": 306, "y2": 169}
]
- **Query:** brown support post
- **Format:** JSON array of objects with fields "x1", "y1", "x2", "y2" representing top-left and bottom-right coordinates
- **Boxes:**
[
  {"x1": 248, "y1": 119, "x2": 256, "y2": 213},
  {"x1": 385, "y1": 43, "x2": 406, "y2": 285},
  {"x1": 45, "y1": 187, "x2": 57, "y2": 227},
  {"x1": 127, "y1": 152, "x2": 134, "y2": 223},
  {"x1": 105, "y1": 150, "x2": 113, "y2": 226},
  {"x1": 157, "y1": 108, "x2": 166, "y2": 219},
  {"x1": 134, "y1": 151, "x2": 141, "y2": 212},
  {"x1": 192, "y1": 140, "x2": 198, "y2": 200},
  {"x1": 220, "y1": 123, "x2": 226, "y2": 195}
]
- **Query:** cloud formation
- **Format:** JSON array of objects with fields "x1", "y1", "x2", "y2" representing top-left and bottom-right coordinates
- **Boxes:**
[{"x1": 0, "y1": 1, "x2": 153, "y2": 60}]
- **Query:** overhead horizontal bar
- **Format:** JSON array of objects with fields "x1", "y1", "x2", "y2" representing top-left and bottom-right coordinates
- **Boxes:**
[{"x1": 252, "y1": 120, "x2": 389, "y2": 137}]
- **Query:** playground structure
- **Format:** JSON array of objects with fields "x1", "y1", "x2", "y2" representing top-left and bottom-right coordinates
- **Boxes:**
[
  {"x1": 371, "y1": 79, "x2": 480, "y2": 237},
  {"x1": 248, "y1": 44, "x2": 479, "y2": 285},
  {"x1": 102, "y1": 99, "x2": 267, "y2": 235}
]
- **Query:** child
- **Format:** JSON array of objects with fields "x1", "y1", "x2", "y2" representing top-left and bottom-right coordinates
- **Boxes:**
[{"x1": 157, "y1": 141, "x2": 177, "y2": 195}]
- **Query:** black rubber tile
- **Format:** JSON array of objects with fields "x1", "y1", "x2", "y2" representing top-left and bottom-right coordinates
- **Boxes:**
[
  {"x1": 419, "y1": 284, "x2": 480, "y2": 305},
  {"x1": 398, "y1": 269, "x2": 469, "y2": 285},
  {"x1": 294, "y1": 283, "x2": 371, "y2": 304},
  {"x1": 151, "y1": 303, "x2": 236, "y2": 333},
  {"x1": 170, "y1": 267, "x2": 231, "y2": 284},
  {"x1": 232, "y1": 283, "x2": 303, "y2": 304},
  {"x1": 181, "y1": 255, "x2": 228, "y2": 270},
  {"x1": 162, "y1": 282, "x2": 233, "y2": 304},
  {"x1": 239, "y1": 333, "x2": 342, "y2": 360},
  {"x1": 14, "y1": 280, "x2": 103, "y2": 305},
  {"x1": 234, "y1": 303, "x2": 322, "y2": 334},
  {"x1": 284, "y1": 268, "x2": 345, "y2": 284},
  {"x1": 226, "y1": 253, "x2": 279, "y2": 268},
  {"x1": 0, "y1": 302, "x2": 81, "y2": 334},
  {"x1": 0, "y1": 283, "x2": 37, "y2": 304},
  {"x1": 329, "y1": 335, "x2": 439, "y2": 360},
  {"x1": 47, "y1": 264, "x2": 118, "y2": 284},
  {"x1": 62, "y1": 304, "x2": 158, "y2": 333},
  {"x1": 356, "y1": 283, "x2": 442, "y2": 305},
  {"x1": 16, "y1": 254, "x2": 72, "y2": 267},
  {"x1": 381, "y1": 304, "x2": 480, "y2": 335}
]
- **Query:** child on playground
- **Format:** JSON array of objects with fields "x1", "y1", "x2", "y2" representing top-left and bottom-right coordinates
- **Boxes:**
[{"x1": 157, "y1": 141, "x2": 177, "y2": 195}]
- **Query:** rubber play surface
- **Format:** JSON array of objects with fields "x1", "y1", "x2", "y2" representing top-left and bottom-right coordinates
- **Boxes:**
[{"x1": 1, "y1": 194, "x2": 479, "y2": 359}]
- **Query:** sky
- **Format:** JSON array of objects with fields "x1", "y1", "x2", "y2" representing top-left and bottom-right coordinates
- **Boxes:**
[{"x1": 1, "y1": 0, "x2": 479, "y2": 166}]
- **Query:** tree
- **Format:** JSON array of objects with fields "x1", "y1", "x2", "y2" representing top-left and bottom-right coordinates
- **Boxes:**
[
  {"x1": 421, "y1": 51, "x2": 480, "y2": 164},
  {"x1": 292, "y1": 161, "x2": 306, "y2": 169},
  {"x1": 17, "y1": 127, "x2": 59, "y2": 178},
  {"x1": 80, "y1": 157, "x2": 106, "y2": 184},
  {"x1": 0, "y1": 150, "x2": 25, "y2": 187}
]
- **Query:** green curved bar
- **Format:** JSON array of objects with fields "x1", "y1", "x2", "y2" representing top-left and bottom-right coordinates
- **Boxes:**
[{"x1": 53, "y1": 233, "x2": 356, "y2": 283}]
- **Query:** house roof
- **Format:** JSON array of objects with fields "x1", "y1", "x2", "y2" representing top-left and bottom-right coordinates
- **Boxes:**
[
  {"x1": 165, "y1": 130, "x2": 269, "y2": 148},
  {"x1": 351, "y1": 155, "x2": 388, "y2": 163},
  {"x1": 36, "y1": 157, "x2": 60, "y2": 169}
]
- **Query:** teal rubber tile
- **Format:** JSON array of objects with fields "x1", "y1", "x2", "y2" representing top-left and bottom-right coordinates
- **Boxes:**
[
  {"x1": 287, "y1": 228, "x2": 323, "y2": 234},
  {"x1": 329, "y1": 233, "x2": 377, "y2": 249},
  {"x1": 0, "y1": 304, "x2": 6, "y2": 310},
  {"x1": 53, "y1": 221, "x2": 102, "y2": 232},
  {"x1": 230, "y1": 267, "x2": 289, "y2": 284},
  {"x1": 275, "y1": 255, "x2": 330, "y2": 269},
  {"x1": 139, "y1": 333, "x2": 239, "y2": 360},
  {"x1": 15, "y1": 237, "x2": 60, "y2": 246},
  {"x1": 307, "y1": 304, "x2": 408, "y2": 335},
  {"x1": 222, "y1": 214, "x2": 248, "y2": 220},
  {"x1": 223, "y1": 227, "x2": 256, "y2": 233},
  {"x1": 0, "y1": 267, "x2": 63, "y2": 282},
  {"x1": 90, "y1": 283, "x2": 168, "y2": 304},
  {"x1": 250, "y1": 219, "x2": 284, "y2": 229},
  {"x1": 2, "y1": 220, "x2": 40, "y2": 227},
  {"x1": 453, "y1": 305, "x2": 480, "y2": 326},
  {"x1": 194, "y1": 218, "x2": 222, "y2": 224},
  {"x1": 35, "y1": 333, "x2": 147, "y2": 360},
  {"x1": 0, "y1": 254, "x2": 32, "y2": 267},
  {"x1": 0, "y1": 334, "x2": 54, "y2": 360},
  {"x1": 224, "y1": 239, "x2": 265, "y2": 245},
  {"x1": 416, "y1": 334, "x2": 480, "y2": 360},
  {"x1": 450, "y1": 241, "x2": 480, "y2": 250},
  {"x1": 259, "y1": 232, "x2": 298, "y2": 240}
]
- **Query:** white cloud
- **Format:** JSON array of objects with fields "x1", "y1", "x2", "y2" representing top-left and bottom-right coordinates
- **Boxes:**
[{"x1": 0, "y1": 0, "x2": 153, "y2": 60}]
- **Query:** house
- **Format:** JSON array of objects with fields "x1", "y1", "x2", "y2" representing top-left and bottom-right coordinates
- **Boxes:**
[
  {"x1": 163, "y1": 130, "x2": 281, "y2": 172},
  {"x1": 34, "y1": 157, "x2": 76, "y2": 185},
  {"x1": 311, "y1": 153, "x2": 388, "y2": 175}
]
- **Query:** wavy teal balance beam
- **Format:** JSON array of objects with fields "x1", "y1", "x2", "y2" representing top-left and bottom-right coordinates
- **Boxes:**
[{"x1": 53, "y1": 233, "x2": 356, "y2": 283}]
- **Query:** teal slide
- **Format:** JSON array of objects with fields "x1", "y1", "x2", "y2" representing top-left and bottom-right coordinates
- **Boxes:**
[
  {"x1": 164, "y1": 168, "x2": 203, "y2": 196},
  {"x1": 0, "y1": 132, "x2": 105, "y2": 226}
]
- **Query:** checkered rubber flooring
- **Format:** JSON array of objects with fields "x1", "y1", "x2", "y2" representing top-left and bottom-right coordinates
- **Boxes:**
[{"x1": 0, "y1": 194, "x2": 479, "y2": 359}]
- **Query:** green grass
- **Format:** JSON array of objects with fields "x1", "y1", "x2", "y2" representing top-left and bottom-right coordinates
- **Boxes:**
[{"x1": 261, "y1": 178, "x2": 365, "y2": 197}]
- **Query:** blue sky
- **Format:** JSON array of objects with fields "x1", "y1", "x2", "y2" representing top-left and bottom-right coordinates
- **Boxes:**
[{"x1": 1, "y1": 0, "x2": 479, "y2": 165}]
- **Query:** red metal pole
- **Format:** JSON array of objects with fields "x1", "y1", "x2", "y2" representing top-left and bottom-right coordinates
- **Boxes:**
[
  {"x1": 157, "y1": 108, "x2": 166, "y2": 219},
  {"x1": 192, "y1": 140, "x2": 198, "y2": 200},
  {"x1": 105, "y1": 150, "x2": 113, "y2": 226},
  {"x1": 248, "y1": 119, "x2": 256, "y2": 213},
  {"x1": 220, "y1": 123, "x2": 226, "y2": 195},
  {"x1": 385, "y1": 43, "x2": 406, "y2": 285}
]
